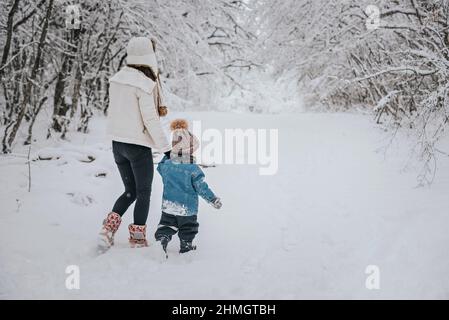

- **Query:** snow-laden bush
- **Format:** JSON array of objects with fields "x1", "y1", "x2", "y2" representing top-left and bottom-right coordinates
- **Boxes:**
[{"x1": 216, "y1": 69, "x2": 304, "y2": 114}]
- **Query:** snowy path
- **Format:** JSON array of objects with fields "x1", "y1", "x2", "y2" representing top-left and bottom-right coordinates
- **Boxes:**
[{"x1": 1, "y1": 112, "x2": 449, "y2": 299}]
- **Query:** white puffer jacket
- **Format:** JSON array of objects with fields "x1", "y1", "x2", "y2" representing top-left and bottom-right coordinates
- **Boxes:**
[{"x1": 107, "y1": 66, "x2": 171, "y2": 152}]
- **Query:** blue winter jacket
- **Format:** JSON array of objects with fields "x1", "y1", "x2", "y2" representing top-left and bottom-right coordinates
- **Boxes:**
[{"x1": 157, "y1": 155, "x2": 217, "y2": 216}]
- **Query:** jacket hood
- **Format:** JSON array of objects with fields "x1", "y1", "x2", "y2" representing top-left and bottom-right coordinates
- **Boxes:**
[{"x1": 109, "y1": 66, "x2": 155, "y2": 94}]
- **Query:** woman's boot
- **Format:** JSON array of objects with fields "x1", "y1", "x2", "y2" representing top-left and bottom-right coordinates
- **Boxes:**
[
  {"x1": 98, "y1": 212, "x2": 122, "y2": 253},
  {"x1": 128, "y1": 224, "x2": 148, "y2": 248}
]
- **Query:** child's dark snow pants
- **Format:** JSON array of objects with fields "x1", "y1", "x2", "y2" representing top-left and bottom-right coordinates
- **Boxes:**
[{"x1": 155, "y1": 212, "x2": 199, "y2": 242}]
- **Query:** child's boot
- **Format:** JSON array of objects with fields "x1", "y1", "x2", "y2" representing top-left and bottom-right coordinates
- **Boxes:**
[
  {"x1": 156, "y1": 235, "x2": 170, "y2": 259},
  {"x1": 128, "y1": 224, "x2": 148, "y2": 248},
  {"x1": 180, "y1": 239, "x2": 196, "y2": 254},
  {"x1": 98, "y1": 212, "x2": 122, "y2": 253}
]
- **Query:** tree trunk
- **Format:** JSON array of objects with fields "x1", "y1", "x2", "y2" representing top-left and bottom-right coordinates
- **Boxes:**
[
  {"x1": 3, "y1": 0, "x2": 54, "y2": 153},
  {"x1": 50, "y1": 29, "x2": 81, "y2": 137},
  {"x1": 24, "y1": 96, "x2": 47, "y2": 145},
  {"x1": 0, "y1": 0, "x2": 21, "y2": 78}
]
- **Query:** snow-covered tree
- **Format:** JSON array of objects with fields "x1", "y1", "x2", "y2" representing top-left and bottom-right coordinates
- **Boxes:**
[
  {"x1": 254, "y1": 0, "x2": 449, "y2": 182},
  {"x1": 0, "y1": 0, "x2": 255, "y2": 150}
]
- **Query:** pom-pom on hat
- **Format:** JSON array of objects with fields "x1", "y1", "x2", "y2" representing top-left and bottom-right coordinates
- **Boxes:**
[{"x1": 170, "y1": 119, "x2": 189, "y2": 131}]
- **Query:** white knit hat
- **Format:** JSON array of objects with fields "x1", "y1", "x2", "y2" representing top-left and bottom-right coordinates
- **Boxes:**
[{"x1": 126, "y1": 37, "x2": 158, "y2": 72}]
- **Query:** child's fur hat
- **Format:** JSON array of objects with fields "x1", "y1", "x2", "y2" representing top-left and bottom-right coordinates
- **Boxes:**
[{"x1": 170, "y1": 119, "x2": 199, "y2": 156}]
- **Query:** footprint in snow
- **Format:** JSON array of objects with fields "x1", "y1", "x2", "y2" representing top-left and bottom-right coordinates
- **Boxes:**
[{"x1": 66, "y1": 192, "x2": 95, "y2": 206}]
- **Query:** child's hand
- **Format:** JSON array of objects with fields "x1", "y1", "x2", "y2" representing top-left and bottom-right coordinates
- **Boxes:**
[{"x1": 211, "y1": 197, "x2": 222, "y2": 209}]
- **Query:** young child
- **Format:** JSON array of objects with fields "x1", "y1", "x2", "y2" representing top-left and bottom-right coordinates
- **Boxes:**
[{"x1": 155, "y1": 119, "x2": 222, "y2": 257}]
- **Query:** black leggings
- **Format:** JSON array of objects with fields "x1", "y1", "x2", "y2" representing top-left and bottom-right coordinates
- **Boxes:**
[{"x1": 112, "y1": 141, "x2": 153, "y2": 225}]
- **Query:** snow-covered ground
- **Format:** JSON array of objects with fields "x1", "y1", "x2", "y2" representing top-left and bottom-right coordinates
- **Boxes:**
[{"x1": 1, "y1": 111, "x2": 449, "y2": 299}]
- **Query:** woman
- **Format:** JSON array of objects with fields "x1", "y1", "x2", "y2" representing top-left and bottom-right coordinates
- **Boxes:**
[{"x1": 98, "y1": 36, "x2": 171, "y2": 252}]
